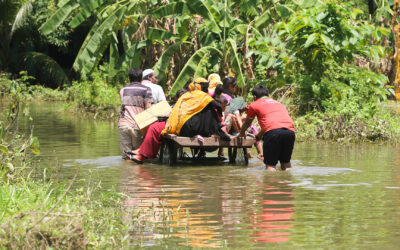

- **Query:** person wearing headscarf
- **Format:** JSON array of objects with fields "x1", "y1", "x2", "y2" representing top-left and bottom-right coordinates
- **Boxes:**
[
  {"x1": 162, "y1": 78, "x2": 230, "y2": 140},
  {"x1": 207, "y1": 73, "x2": 222, "y2": 97}
]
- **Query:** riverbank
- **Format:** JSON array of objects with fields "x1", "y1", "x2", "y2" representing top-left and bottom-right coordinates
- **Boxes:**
[
  {"x1": 2, "y1": 72, "x2": 400, "y2": 142},
  {"x1": 0, "y1": 81, "x2": 171, "y2": 248}
]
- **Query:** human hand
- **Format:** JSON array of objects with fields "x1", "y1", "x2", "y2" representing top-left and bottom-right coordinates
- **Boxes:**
[{"x1": 255, "y1": 132, "x2": 263, "y2": 141}]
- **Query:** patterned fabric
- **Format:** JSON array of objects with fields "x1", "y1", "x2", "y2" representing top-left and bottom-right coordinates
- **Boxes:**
[
  {"x1": 162, "y1": 78, "x2": 213, "y2": 135},
  {"x1": 207, "y1": 73, "x2": 222, "y2": 96},
  {"x1": 227, "y1": 97, "x2": 246, "y2": 114},
  {"x1": 119, "y1": 82, "x2": 153, "y2": 128}
]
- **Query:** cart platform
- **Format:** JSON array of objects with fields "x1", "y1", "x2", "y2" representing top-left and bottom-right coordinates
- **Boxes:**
[{"x1": 160, "y1": 134, "x2": 256, "y2": 166}]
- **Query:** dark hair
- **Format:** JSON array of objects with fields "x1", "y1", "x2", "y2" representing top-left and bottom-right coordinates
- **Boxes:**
[
  {"x1": 200, "y1": 81, "x2": 209, "y2": 93},
  {"x1": 251, "y1": 85, "x2": 269, "y2": 99},
  {"x1": 128, "y1": 68, "x2": 142, "y2": 82},
  {"x1": 214, "y1": 94, "x2": 228, "y2": 105},
  {"x1": 175, "y1": 88, "x2": 188, "y2": 100},
  {"x1": 222, "y1": 77, "x2": 237, "y2": 89},
  {"x1": 214, "y1": 84, "x2": 223, "y2": 97}
]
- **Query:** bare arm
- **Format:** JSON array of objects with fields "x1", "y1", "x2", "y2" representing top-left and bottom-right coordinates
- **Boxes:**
[
  {"x1": 145, "y1": 102, "x2": 152, "y2": 109},
  {"x1": 235, "y1": 111, "x2": 243, "y2": 128},
  {"x1": 238, "y1": 117, "x2": 254, "y2": 137}
]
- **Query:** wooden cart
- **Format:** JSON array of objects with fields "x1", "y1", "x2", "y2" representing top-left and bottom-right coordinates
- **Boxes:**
[{"x1": 159, "y1": 134, "x2": 256, "y2": 166}]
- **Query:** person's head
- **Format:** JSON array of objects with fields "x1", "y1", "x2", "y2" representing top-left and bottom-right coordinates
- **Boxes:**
[
  {"x1": 175, "y1": 88, "x2": 188, "y2": 101},
  {"x1": 142, "y1": 69, "x2": 157, "y2": 84},
  {"x1": 208, "y1": 73, "x2": 222, "y2": 88},
  {"x1": 128, "y1": 68, "x2": 142, "y2": 83},
  {"x1": 222, "y1": 77, "x2": 237, "y2": 94},
  {"x1": 215, "y1": 95, "x2": 228, "y2": 111},
  {"x1": 190, "y1": 77, "x2": 209, "y2": 93},
  {"x1": 251, "y1": 85, "x2": 269, "y2": 100},
  {"x1": 214, "y1": 84, "x2": 224, "y2": 97}
]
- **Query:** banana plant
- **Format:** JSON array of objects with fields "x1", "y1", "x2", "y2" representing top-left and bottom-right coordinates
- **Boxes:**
[
  {"x1": 38, "y1": 0, "x2": 294, "y2": 92},
  {"x1": 0, "y1": 0, "x2": 69, "y2": 86}
]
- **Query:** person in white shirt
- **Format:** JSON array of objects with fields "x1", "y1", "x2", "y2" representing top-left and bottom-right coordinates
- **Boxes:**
[{"x1": 141, "y1": 69, "x2": 166, "y2": 104}]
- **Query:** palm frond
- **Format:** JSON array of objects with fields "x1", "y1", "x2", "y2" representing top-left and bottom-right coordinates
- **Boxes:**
[
  {"x1": 10, "y1": 1, "x2": 33, "y2": 38},
  {"x1": 22, "y1": 52, "x2": 69, "y2": 88}
]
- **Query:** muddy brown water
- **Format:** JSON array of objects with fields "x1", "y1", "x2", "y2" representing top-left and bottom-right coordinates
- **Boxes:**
[{"x1": 14, "y1": 102, "x2": 400, "y2": 248}]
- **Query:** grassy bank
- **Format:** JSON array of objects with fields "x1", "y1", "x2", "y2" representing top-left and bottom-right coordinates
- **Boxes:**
[
  {"x1": 0, "y1": 80, "x2": 176, "y2": 248},
  {"x1": 294, "y1": 105, "x2": 400, "y2": 143}
]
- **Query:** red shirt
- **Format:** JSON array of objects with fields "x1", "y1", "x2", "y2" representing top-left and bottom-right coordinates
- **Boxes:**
[{"x1": 247, "y1": 97, "x2": 295, "y2": 134}]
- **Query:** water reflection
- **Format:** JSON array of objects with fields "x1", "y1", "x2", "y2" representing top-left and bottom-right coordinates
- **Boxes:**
[
  {"x1": 249, "y1": 176, "x2": 294, "y2": 243},
  {"x1": 120, "y1": 164, "x2": 222, "y2": 248}
]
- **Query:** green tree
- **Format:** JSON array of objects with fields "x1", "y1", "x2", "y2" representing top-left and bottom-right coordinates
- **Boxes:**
[{"x1": 0, "y1": 0, "x2": 69, "y2": 87}]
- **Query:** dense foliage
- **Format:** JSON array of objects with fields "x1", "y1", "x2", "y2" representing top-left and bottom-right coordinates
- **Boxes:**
[{"x1": 1, "y1": 0, "x2": 399, "y2": 142}]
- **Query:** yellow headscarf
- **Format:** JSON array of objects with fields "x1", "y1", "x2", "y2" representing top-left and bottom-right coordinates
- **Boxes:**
[
  {"x1": 207, "y1": 73, "x2": 222, "y2": 96},
  {"x1": 162, "y1": 78, "x2": 213, "y2": 135},
  {"x1": 208, "y1": 73, "x2": 222, "y2": 89}
]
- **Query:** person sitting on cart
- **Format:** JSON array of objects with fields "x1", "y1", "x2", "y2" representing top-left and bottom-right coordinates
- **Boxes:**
[
  {"x1": 162, "y1": 77, "x2": 230, "y2": 141},
  {"x1": 126, "y1": 89, "x2": 188, "y2": 164}
]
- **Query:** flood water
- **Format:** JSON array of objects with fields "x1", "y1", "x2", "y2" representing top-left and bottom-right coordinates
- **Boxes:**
[{"x1": 15, "y1": 102, "x2": 400, "y2": 248}]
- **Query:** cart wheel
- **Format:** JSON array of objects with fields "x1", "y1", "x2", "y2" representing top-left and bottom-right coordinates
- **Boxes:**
[
  {"x1": 178, "y1": 147, "x2": 184, "y2": 160},
  {"x1": 228, "y1": 147, "x2": 236, "y2": 163},
  {"x1": 161, "y1": 140, "x2": 177, "y2": 166}
]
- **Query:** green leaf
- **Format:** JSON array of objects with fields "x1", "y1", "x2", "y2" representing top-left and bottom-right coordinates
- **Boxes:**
[
  {"x1": 275, "y1": 4, "x2": 291, "y2": 19},
  {"x1": 254, "y1": 10, "x2": 271, "y2": 29},
  {"x1": 69, "y1": 0, "x2": 107, "y2": 28},
  {"x1": 147, "y1": 28, "x2": 177, "y2": 41},
  {"x1": 186, "y1": 0, "x2": 221, "y2": 33},
  {"x1": 116, "y1": 40, "x2": 152, "y2": 68},
  {"x1": 193, "y1": 54, "x2": 209, "y2": 80},
  {"x1": 316, "y1": 12, "x2": 327, "y2": 22},
  {"x1": 149, "y1": 2, "x2": 189, "y2": 18},
  {"x1": 22, "y1": 52, "x2": 69, "y2": 87},
  {"x1": 311, "y1": 49, "x2": 319, "y2": 62},
  {"x1": 0, "y1": 145, "x2": 8, "y2": 154},
  {"x1": 169, "y1": 46, "x2": 222, "y2": 96},
  {"x1": 225, "y1": 38, "x2": 245, "y2": 87},
  {"x1": 30, "y1": 136, "x2": 40, "y2": 155},
  {"x1": 10, "y1": 1, "x2": 33, "y2": 37},
  {"x1": 304, "y1": 33, "x2": 317, "y2": 48},
  {"x1": 72, "y1": 3, "x2": 128, "y2": 76},
  {"x1": 39, "y1": 0, "x2": 80, "y2": 35},
  {"x1": 153, "y1": 42, "x2": 182, "y2": 85},
  {"x1": 320, "y1": 34, "x2": 334, "y2": 51}
]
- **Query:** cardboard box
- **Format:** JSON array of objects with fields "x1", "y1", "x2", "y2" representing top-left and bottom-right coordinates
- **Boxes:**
[{"x1": 134, "y1": 100, "x2": 172, "y2": 134}]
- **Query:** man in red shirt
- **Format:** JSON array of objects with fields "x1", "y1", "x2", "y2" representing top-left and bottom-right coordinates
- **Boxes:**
[{"x1": 238, "y1": 85, "x2": 295, "y2": 171}]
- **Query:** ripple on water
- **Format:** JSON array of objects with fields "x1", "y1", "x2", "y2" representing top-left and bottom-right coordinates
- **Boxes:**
[{"x1": 74, "y1": 156, "x2": 122, "y2": 168}]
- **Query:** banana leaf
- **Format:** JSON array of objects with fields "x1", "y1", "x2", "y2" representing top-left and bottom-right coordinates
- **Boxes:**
[
  {"x1": 39, "y1": 0, "x2": 79, "y2": 35},
  {"x1": 225, "y1": 38, "x2": 245, "y2": 87},
  {"x1": 169, "y1": 46, "x2": 222, "y2": 96}
]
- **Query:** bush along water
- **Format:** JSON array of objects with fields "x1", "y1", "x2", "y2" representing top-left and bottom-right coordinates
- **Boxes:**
[
  {"x1": 0, "y1": 71, "x2": 68, "y2": 101},
  {"x1": 65, "y1": 70, "x2": 121, "y2": 119}
]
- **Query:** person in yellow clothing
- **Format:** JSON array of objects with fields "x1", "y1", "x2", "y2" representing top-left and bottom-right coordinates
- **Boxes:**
[
  {"x1": 162, "y1": 78, "x2": 230, "y2": 141},
  {"x1": 207, "y1": 73, "x2": 222, "y2": 97}
]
